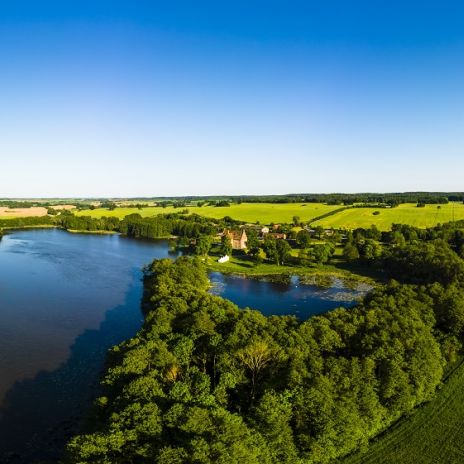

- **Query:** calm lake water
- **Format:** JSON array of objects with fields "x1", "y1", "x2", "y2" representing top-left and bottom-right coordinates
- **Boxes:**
[{"x1": 0, "y1": 229, "x2": 363, "y2": 462}]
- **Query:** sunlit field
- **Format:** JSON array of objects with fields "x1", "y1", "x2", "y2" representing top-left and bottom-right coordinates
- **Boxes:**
[
  {"x1": 312, "y1": 203, "x2": 464, "y2": 230},
  {"x1": 76, "y1": 203, "x2": 340, "y2": 224}
]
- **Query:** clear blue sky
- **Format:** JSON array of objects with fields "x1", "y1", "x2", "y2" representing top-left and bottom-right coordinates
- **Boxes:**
[{"x1": 1, "y1": 1, "x2": 464, "y2": 197}]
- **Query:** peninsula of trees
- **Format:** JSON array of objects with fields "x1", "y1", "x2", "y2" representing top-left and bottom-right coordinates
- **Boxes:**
[{"x1": 65, "y1": 221, "x2": 464, "y2": 463}]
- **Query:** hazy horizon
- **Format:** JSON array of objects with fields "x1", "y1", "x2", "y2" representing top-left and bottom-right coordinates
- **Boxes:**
[
  {"x1": 1, "y1": 190, "x2": 463, "y2": 201},
  {"x1": 2, "y1": 1, "x2": 464, "y2": 197}
]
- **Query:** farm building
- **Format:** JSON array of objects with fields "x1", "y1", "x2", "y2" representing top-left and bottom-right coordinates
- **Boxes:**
[{"x1": 223, "y1": 229, "x2": 248, "y2": 250}]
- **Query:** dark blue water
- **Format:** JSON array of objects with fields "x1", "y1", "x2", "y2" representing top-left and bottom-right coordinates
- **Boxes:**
[
  {"x1": 211, "y1": 272, "x2": 360, "y2": 319},
  {"x1": 0, "y1": 229, "x2": 362, "y2": 462}
]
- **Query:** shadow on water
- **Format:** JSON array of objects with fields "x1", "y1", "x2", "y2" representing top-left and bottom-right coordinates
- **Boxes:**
[{"x1": 0, "y1": 269, "x2": 144, "y2": 464}]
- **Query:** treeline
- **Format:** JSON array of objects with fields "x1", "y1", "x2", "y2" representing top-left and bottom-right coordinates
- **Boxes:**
[
  {"x1": 66, "y1": 234, "x2": 464, "y2": 463},
  {"x1": 233, "y1": 193, "x2": 455, "y2": 205},
  {"x1": 119, "y1": 213, "x2": 218, "y2": 239},
  {"x1": 151, "y1": 193, "x2": 464, "y2": 206},
  {"x1": 0, "y1": 200, "x2": 74, "y2": 208},
  {"x1": 54, "y1": 212, "x2": 225, "y2": 239},
  {"x1": 0, "y1": 216, "x2": 55, "y2": 228},
  {"x1": 342, "y1": 222, "x2": 464, "y2": 267}
]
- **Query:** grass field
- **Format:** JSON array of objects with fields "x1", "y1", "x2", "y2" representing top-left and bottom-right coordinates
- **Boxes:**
[
  {"x1": 312, "y1": 203, "x2": 464, "y2": 231},
  {"x1": 75, "y1": 203, "x2": 341, "y2": 224},
  {"x1": 341, "y1": 360, "x2": 464, "y2": 464}
]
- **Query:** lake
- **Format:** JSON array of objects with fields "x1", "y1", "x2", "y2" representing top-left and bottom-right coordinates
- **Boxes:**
[{"x1": 0, "y1": 228, "x2": 363, "y2": 462}]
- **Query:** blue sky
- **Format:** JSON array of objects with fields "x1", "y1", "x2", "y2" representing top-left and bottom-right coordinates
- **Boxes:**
[{"x1": 1, "y1": 1, "x2": 464, "y2": 197}]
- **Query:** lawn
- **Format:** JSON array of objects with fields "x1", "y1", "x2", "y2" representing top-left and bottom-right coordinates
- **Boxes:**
[
  {"x1": 311, "y1": 203, "x2": 464, "y2": 231},
  {"x1": 340, "y1": 360, "x2": 464, "y2": 464},
  {"x1": 75, "y1": 203, "x2": 341, "y2": 224}
]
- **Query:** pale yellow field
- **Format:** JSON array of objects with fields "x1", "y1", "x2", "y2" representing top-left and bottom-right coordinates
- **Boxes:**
[
  {"x1": 49, "y1": 204, "x2": 76, "y2": 210},
  {"x1": 0, "y1": 207, "x2": 48, "y2": 218}
]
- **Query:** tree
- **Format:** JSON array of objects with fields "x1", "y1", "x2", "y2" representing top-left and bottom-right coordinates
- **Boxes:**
[
  {"x1": 296, "y1": 230, "x2": 311, "y2": 248},
  {"x1": 314, "y1": 225, "x2": 324, "y2": 239},
  {"x1": 246, "y1": 230, "x2": 262, "y2": 263},
  {"x1": 220, "y1": 234, "x2": 232, "y2": 257},
  {"x1": 194, "y1": 235, "x2": 213, "y2": 257},
  {"x1": 263, "y1": 236, "x2": 278, "y2": 264},
  {"x1": 310, "y1": 243, "x2": 335, "y2": 264},
  {"x1": 292, "y1": 215, "x2": 300, "y2": 226},
  {"x1": 276, "y1": 239, "x2": 292, "y2": 265},
  {"x1": 343, "y1": 242, "x2": 360, "y2": 261},
  {"x1": 264, "y1": 236, "x2": 292, "y2": 265},
  {"x1": 237, "y1": 341, "x2": 273, "y2": 400},
  {"x1": 359, "y1": 239, "x2": 382, "y2": 263}
]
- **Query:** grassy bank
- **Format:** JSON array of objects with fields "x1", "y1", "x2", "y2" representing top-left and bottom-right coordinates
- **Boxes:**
[
  {"x1": 66, "y1": 229, "x2": 118, "y2": 235},
  {"x1": 205, "y1": 254, "x2": 377, "y2": 287}
]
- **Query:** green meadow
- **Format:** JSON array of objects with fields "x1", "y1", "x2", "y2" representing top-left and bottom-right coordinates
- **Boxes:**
[
  {"x1": 311, "y1": 202, "x2": 464, "y2": 230},
  {"x1": 341, "y1": 360, "x2": 464, "y2": 464},
  {"x1": 75, "y1": 202, "x2": 340, "y2": 224}
]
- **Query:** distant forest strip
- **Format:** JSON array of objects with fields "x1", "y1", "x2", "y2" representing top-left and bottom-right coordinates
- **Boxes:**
[
  {"x1": 172, "y1": 192, "x2": 459, "y2": 206},
  {"x1": 104, "y1": 192, "x2": 463, "y2": 205},
  {"x1": 0, "y1": 216, "x2": 55, "y2": 228},
  {"x1": 65, "y1": 222, "x2": 464, "y2": 463},
  {"x1": 2, "y1": 192, "x2": 464, "y2": 208}
]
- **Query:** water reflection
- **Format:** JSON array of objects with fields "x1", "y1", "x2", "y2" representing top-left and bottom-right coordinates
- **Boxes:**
[{"x1": 209, "y1": 272, "x2": 365, "y2": 318}]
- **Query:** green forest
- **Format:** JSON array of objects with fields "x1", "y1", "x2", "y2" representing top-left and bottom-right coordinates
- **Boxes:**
[{"x1": 64, "y1": 221, "x2": 464, "y2": 463}]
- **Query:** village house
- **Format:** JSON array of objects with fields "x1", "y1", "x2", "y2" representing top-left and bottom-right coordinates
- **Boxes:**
[{"x1": 223, "y1": 229, "x2": 248, "y2": 250}]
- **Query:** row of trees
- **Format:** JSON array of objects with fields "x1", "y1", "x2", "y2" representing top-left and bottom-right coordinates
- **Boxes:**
[
  {"x1": 54, "y1": 212, "x2": 220, "y2": 240},
  {"x1": 176, "y1": 193, "x2": 460, "y2": 206}
]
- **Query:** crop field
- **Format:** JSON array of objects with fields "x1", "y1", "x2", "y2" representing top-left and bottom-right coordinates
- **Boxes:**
[
  {"x1": 75, "y1": 203, "x2": 341, "y2": 224},
  {"x1": 311, "y1": 203, "x2": 464, "y2": 231},
  {"x1": 0, "y1": 207, "x2": 48, "y2": 219},
  {"x1": 341, "y1": 360, "x2": 464, "y2": 464}
]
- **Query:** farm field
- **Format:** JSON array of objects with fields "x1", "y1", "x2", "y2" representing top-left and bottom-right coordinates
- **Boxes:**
[
  {"x1": 0, "y1": 206, "x2": 48, "y2": 219},
  {"x1": 312, "y1": 203, "x2": 464, "y2": 231},
  {"x1": 75, "y1": 203, "x2": 341, "y2": 224},
  {"x1": 341, "y1": 360, "x2": 464, "y2": 464}
]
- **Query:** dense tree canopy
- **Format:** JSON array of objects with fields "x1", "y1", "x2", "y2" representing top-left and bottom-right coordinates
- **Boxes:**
[{"x1": 66, "y1": 230, "x2": 464, "y2": 464}]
